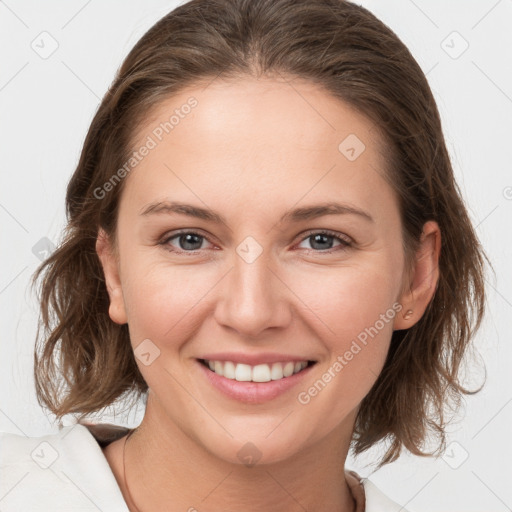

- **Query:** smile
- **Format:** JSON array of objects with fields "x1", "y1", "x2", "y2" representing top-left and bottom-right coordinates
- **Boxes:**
[{"x1": 199, "y1": 359, "x2": 315, "y2": 382}]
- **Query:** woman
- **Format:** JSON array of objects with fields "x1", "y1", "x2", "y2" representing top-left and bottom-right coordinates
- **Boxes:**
[{"x1": 0, "y1": 0, "x2": 488, "y2": 510}]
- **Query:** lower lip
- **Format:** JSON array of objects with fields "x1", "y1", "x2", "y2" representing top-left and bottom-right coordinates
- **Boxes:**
[{"x1": 196, "y1": 360, "x2": 316, "y2": 404}]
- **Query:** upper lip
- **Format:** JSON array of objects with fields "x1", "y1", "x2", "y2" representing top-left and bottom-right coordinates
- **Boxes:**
[{"x1": 198, "y1": 352, "x2": 316, "y2": 366}]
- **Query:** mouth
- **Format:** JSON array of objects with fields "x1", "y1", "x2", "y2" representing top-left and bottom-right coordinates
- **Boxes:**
[
  {"x1": 196, "y1": 357, "x2": 318, "y2": 404},
  {"x1": 197, "y1": 358, "x2": 317, "y2": 383}
]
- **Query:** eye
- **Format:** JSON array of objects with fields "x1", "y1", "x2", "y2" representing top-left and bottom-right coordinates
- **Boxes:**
[
  {"x1": 160, "y1": 231, "x2": 214, "y2": 253},
  {"x1": 159, "y1": 229, "x2": 352, "y2": 255},
  {"x1": 296, "y1": 229, "x2": 352, "y2": 253}
]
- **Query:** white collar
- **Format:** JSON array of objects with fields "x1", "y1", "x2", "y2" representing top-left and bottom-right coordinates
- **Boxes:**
[{"x1": 1, "y1": 424, "x2": 409, "y2": 511}]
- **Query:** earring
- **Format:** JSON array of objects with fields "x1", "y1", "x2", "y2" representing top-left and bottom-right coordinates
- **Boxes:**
[{"x1": 402, "y1": 309, "x2": 413, "y2": 320}]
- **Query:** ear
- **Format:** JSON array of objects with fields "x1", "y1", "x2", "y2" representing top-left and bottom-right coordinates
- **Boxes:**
[
  {"x1": 96, "y1": 228, "x2": 128, "y2": 325},
  {"x1": 393, "y1": 220, "x2": 441, "y2": 330}
]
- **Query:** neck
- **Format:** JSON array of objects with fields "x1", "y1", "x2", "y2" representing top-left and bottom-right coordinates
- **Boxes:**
[{"x1": 118, "y1": 395, "x2": 357, "y2": 512}]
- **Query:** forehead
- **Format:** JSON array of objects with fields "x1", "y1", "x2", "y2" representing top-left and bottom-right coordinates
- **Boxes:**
[
  {"x1": 122, "y1": 76, "x2": 393, "y2": 222},
  {"x1": 133, "y1": 75, "x2": 385, "y2": 155}
]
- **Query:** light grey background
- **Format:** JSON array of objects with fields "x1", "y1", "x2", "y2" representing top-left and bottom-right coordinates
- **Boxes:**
[{"x1": 1, "y1": 1, "x2": 511, "y2": 510}]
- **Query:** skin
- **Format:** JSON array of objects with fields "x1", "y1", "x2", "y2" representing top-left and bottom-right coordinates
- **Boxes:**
[{"x1": 96, "y1": 75, "x2": 441, "y2": 512}]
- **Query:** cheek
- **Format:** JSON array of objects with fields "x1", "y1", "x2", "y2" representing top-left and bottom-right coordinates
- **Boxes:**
[
  {"x1": 120, "y1": 258, "x2": 218, "y2": 342},
  {"x1": 119, "y1": 247, "x2": 401, "y2": 439},
  {"x1": 289, "y1": 265, "x2": 401, "y2": 432},
  {"x1": 122, "y1": 248, "x2": 402, "y2": 346},
  {"x1": 291, "y1": 256, "x2": 401, "y2": 336},
  {"x1": 289, "y1": 258, "x2": 402, "y2": 389}
]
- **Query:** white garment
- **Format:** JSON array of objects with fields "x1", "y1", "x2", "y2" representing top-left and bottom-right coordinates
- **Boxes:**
[{"x1": 0, "y1": 424, "x2": 408, "y2": 511}]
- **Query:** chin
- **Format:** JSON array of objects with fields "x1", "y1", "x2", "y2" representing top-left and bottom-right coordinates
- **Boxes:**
[
  {"x1": 193, "y1": 422, "x2": 314, "y2": 468},
  {"x1": 218, "y1": 439, "x2": 300, "y2": 468}
]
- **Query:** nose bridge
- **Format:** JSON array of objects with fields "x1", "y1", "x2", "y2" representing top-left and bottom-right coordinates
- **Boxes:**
[{"x1": 215, "y1": 235, "x2": 289, "y2": 337}]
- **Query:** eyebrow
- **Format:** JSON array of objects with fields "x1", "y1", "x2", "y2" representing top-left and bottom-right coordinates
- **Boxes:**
[{"x1": 140, "y1": 200, "x2": 374, "y2": 224}]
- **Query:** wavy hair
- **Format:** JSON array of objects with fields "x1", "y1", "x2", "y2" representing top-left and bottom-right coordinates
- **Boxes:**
[{"x1": 31, "y1": 0, "x2": 490, "y2": 467}]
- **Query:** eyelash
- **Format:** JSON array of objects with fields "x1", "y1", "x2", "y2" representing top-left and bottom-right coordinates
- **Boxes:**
[{"x1": 159, "y1": 229, "x2": 352, "y2": 255}]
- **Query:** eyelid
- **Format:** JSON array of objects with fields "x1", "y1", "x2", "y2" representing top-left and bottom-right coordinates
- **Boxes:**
[
  {"x1": 159, "y1": 229, "x2": 218, "y2": 250},
  {"x1": 160, "y1": 228, "x2": 353, "y2": 254},
  {"x1": 297, "y1": 228, "x2": 353, "y2": 246}
]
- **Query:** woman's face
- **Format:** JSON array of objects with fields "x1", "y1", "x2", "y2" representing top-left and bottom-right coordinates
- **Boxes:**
[{"x1": 98, "y1": 76, "x2": 437, "y2": 465}]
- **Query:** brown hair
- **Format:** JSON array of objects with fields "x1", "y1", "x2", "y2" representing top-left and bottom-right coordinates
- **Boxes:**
[{"x1": 31, "y1": 0, "x2": 490, "y2": 467}]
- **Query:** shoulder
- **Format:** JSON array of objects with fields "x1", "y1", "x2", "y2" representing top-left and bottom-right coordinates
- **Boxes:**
[
  {"x1": 363, "y1": 478, "x2": 410, "y2": 512},
  {"x1": 347, "y1": 469, "x2": 410, "y2": 512},
  {"x1": 0, "y1": 424, "x2": 129, "y2": 511}
]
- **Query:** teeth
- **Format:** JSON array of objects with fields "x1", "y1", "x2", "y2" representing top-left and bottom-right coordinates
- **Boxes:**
[
  {"x1": 214, "y1": 360, "x2": 223, "y2": 376},
  {"x1": 235, "y1": 363, "x2": 252, "y2": 382},
  {"x1": 283, "y1": 362, "x2": 295, "y2": 377},
  {"x1": 203, "y1": 359, "x2": 309, "y2": 382}
]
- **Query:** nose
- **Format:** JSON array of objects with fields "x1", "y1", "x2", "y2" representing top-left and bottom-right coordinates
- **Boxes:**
[{"x1": 213, "y1": 248, "x2": 292, "y2": 339}]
